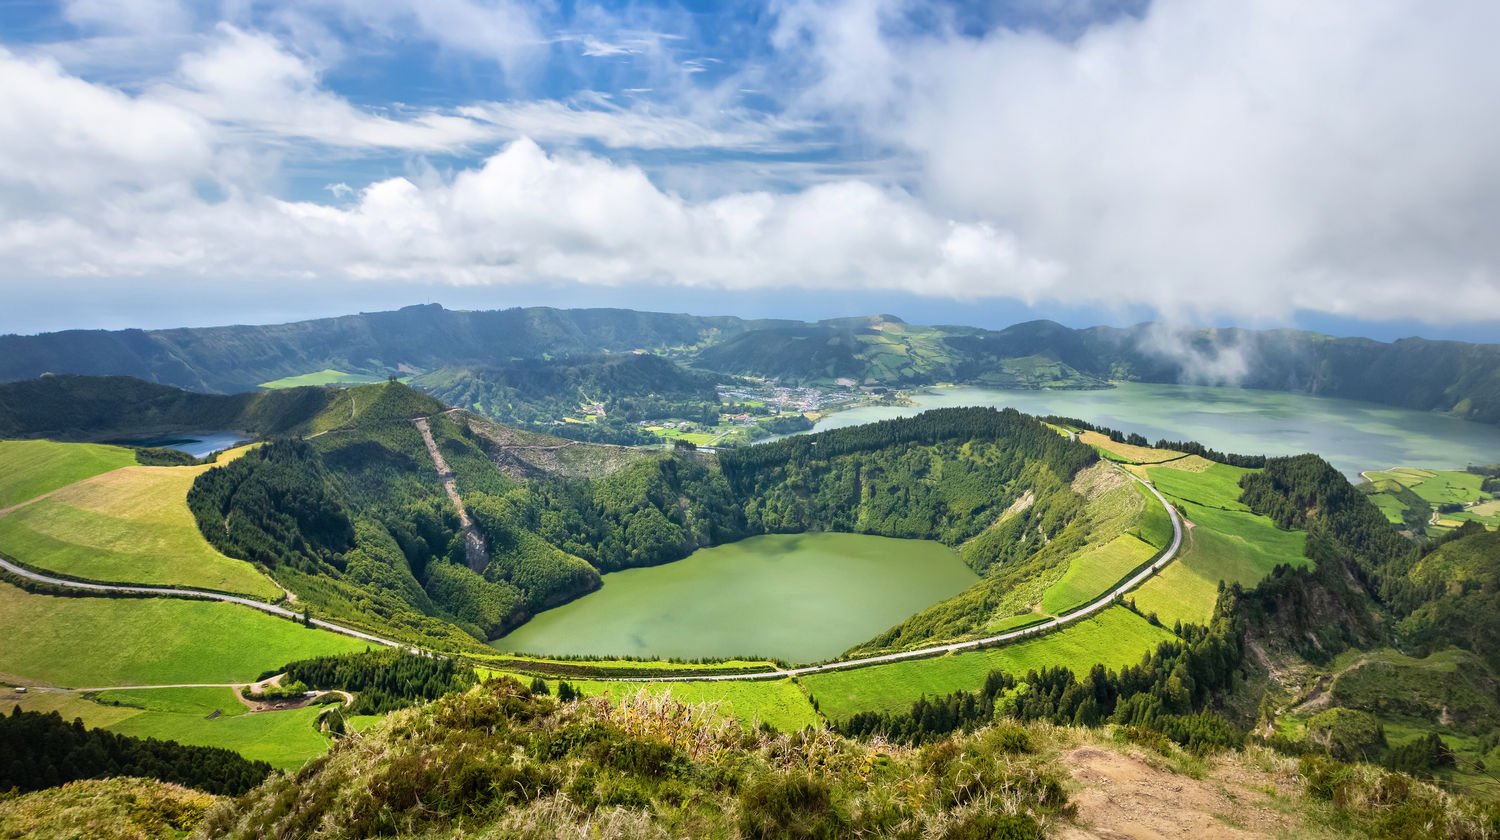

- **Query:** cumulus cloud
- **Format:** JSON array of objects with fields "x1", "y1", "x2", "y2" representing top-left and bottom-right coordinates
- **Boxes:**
[
  {"x1": 5, "y1": 0, "x2": 1500, "y2": 327},
  {"x1": 0, "y1": 48, "x2": 212, "y2": 197},
  {"x1": 0, "y1": 133, "x2": 1057, "y2": 300},
  {"x1": 775, "y1": 0, "x2": 1500, "y2": 322}
]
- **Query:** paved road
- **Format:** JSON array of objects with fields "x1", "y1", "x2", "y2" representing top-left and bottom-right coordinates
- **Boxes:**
[
  {"x1": 627, "y1": 469, "x2": 1184, "y2": 683},
  {"x1": 3, "y1": 463, "x2": 1181, "y2": 688},
  {"x1": 0, "y1": 553, "x2": 405, "y2": 651}
]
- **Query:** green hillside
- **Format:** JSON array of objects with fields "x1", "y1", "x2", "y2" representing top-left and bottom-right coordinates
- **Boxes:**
[
  {"x1": 0, "y1": 375, "x2": 337, "y2": 441},
  {"x1": 4, "y1": 305, "x2": 1500, "y2": 425},
  {"x1": 0, "y1": 439, "x2": 137, "y2": 508}
]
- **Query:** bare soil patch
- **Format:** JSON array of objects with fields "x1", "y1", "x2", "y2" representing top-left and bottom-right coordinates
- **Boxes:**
[{"x1": 1056, "y1": 746, "x2": 1292, "y2": 840}]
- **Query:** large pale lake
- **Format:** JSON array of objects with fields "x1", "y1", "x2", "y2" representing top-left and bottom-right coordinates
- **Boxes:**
[
  {"x1": 490, "y1": 532, "x2": 978, "y2": 663},
  {"x1": 811, "y1": 384, "x2": 1500, "y2": 478}
]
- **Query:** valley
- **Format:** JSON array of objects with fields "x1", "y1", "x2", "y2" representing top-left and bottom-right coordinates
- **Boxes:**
[{"x1": 1, "y1": 312, "x2": 1498, "y2": 839}]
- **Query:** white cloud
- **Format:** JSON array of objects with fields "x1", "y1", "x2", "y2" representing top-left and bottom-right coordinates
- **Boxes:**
[
  {"x1": 774, "y1": 0, "x2": 1500, "y2": 322},
  {"x1": 62, "y1": 0, "x2": 191, "y2": 34},
  {"x1": 153, "y1": 25, "x2": 497, "y2": 151},
  {"x1": 458, "y1": 99, "x2": 813, "y2": 151},
  {"x1": 5, "y1": 0, "x2": 1500, "y2": 327},
  {"x1": 0, "y1": 48, "x2": 212, "y2": 197},
  {"x1": 0, "y1": 136, "x2": 1055, "y2": 302}
]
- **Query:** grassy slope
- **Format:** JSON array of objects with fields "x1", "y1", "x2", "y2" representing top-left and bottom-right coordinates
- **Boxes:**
[
  {"x1": 1077, "y1": 432, "x2": 1185, "y2": 464},
  {"x1": 259, "y1": 369, "x2": 390, "y2": 389},
  {"x1": 0, "y1": 777, "x2": 220, "y2": 840},
  {"x1": 0, "y1": 582, "x2": 369, "y2": 687},
  {"x1": 1040, "y1": 533, "x2": 1158, "y2": 615},
  {"x1": 804, "y1": 607, "x2": 1176, "y2": 720},
  {"x1": 6, "y1": 687, "x2": 336, "y2": 770},
  {"x1": 575, "y1": 679, "x2": 820, "y2": 733},
  {"x1": 103, "y1": 694, "x2": 334, "y2": 770},
  {"x1": 1364, "y1": 467, "x2": 1497, "y2": 529},
  {"x1": 0, "y1": 461, "x2": 281, "y2": 599},
  {"x1": 0, "y1": 439, "x2": 137, "y2": 509},
  {"x1": 1131, "y1": 461, "x2": 1310, "y2": 628}
]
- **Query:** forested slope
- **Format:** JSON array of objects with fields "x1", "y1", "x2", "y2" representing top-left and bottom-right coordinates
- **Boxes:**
[
  {"x1": 5, "y1": 305, "x2": 1499, "y2": 424},
  {"x1": 0, "y1": 375, "x2": 336, "y2": 440},
  {"x1": 178, "y1": 389, "x2": 1101, "y2": 650}
]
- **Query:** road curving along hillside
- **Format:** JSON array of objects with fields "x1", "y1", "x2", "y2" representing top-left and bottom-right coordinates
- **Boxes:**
[
  {"x1": 2, "y1": 465, "x2": 1179, "y2": 683},
  {"x1": 631, "y1": 469, "x2": 1184, "y2": 683},
  {"x1": 0, "y1": 552, "x2": 405, "y2": 651}
]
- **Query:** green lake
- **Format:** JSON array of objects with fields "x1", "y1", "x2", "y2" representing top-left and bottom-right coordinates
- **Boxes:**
[
  {"x1": 490, "y1": 533, "x2": 978, "y2": 663},
  {"x1": 813, "y1": 384, "x2": 1500, "y2": 478}
]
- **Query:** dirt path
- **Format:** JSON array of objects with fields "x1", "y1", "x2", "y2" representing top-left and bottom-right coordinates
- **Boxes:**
[
  {"x1": 1056, "y1": 746, "x2": 1291, "y2": 839},
  {"x1": 413, "y1": 416, "x2": 490, "y2": 572}
]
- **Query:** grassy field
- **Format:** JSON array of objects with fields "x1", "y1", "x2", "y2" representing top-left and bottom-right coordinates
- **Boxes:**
[
  {"x1": 1076, "y1": 432, "x2": 1185, "y2": 464},
  {"x1": 1364, "y1": 468, "x2": 1486, "y2": 507},
  {"x1": 103, "y1": 691, "x2": 334, "y2": 769},
  {"x1": 0, "y1": 463, "x2": 282, "y2": 599},
  {"x1": 0, "y1": 440, "x2": 137, "y2": 509},
  {"x1": 1040, "y1": 533, "x2": 1158, "y2": 615},
  {"x1": 649, "y1": 427, "x2": 717, "y2": 446},
  {"x1": 1367, "y1": 491, "x2": 1410, "y2": 525},
  {"x1": 1147, "y1": 462, "x2": 1253, "y2": 510},
  {"x1": 259, "y1": 369, "x2": 393, "y2": 389},
  {"x1": 5, "y1": 687, "x2": 336, "y2": 769},
  {"x1": 1130, "y1": 461, "x2": 1310, "y2": 628},
  {"x1": 1129, "y1": 483, "x2": 1175, "y2": 550},
  {"x1": 803, "y1": 607, "x2": 1176, "y2": 720},
  {"x1": 0, "y1": 581, "x2": 369, "y2": 687},
  {"x1": 569, "y1": 678, "x2": 820, "y2": 733},
  {"x1": 1358, "y1": 467, "x2": 1500, "y2": 532}
]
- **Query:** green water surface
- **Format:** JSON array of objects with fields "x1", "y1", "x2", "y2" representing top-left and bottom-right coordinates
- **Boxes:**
[{"x1": 491, "y1": 533, "x2": 978, "y2": 663}]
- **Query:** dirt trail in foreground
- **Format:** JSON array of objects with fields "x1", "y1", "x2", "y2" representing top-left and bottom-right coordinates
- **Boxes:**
[{"x1": 1055, "y1": 746, "x2": 1292, "y2": 840}]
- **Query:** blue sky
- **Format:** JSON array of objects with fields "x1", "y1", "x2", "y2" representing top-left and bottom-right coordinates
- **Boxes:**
[{"x1": 1, "y1": 0, "x2": 1497, "y2": 343}]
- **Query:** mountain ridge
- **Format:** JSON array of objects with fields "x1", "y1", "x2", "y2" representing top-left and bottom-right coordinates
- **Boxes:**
[{"x1": 3, "y1": 305, "x2": 1499, "y2": 425}]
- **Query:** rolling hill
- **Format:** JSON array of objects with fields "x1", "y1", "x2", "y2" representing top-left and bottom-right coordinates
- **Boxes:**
[{"x1": 4, "y1": 304, "x2": 1499, "y2": 426}]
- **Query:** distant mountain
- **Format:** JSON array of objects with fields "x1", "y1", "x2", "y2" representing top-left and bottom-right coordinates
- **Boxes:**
[
  {"x1": 3, "y1": 304, "x2": 1499, "y2": 425},
  {"x1": 0, "y1": 304, "x2": 784, "y2": 393},
  {"x1": 0, "y1": 375, "x2": 337, "y2": 440}
]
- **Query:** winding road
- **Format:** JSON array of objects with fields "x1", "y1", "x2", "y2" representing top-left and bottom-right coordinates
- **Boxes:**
[
  {"x1": 0, "y1": 553, "x2": 405, "y2": 651},
  {"x1": 625, "y1": 469, "x2": 1184, "y2": 683},
  {"x1": 3, "y1": 465, "x2": 1181, "y2": 686}
]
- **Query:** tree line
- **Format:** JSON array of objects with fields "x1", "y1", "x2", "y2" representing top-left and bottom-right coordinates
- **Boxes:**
[
  {"x1": 836, "y1": 595, "x2": 1246, "y2": 753},
  {"x1": 1, "y1": 707, "x2": 272, "y2": 795},
  {"x1": 274, "y1": 649, "x2": 479, "y2": 716}
]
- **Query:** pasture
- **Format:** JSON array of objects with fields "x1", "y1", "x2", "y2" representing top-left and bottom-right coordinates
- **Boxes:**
[
  {"x1": 1147, "y1": 461, "x2": 1253, "y2": 510},
  {"x1": 570, "y1": 679, "x2": 820, "y2": 733},
  {"x1": 1364, "y1": 468, "x2": 1485, "y2": 507},
  {"x1": 6, "y1": 687, "x2": 336, "y2": 769},
  {"x1": 1076, "y1": 431, "x2": 1185, "y2": 464},
  {"x1": 0, "y1": 440, "x2": 136, "y2": 509},
  {"x1": 802, "y1": 607, "x2": 1176, "y2": 720},
  {"x1": 0, "y1": 582, "x2": 368, "y2": 687},
  {"x1": 1040, "y1": 533, "x2": 1158, "y2": 615},
  {"x1": 1129, "y1": 464, "x2": 1310, "y2": 628},
  {"x1": 0, "y1": 463, "x2": 282, "y2": 599},
  {"x1": 259, "y1": 369, "x2": 392, "y2": 389}
]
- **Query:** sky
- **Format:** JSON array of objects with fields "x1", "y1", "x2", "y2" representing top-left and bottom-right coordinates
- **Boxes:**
[{"x1": 1, "y1": 0, "x2": 1498, "y2": 342}]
